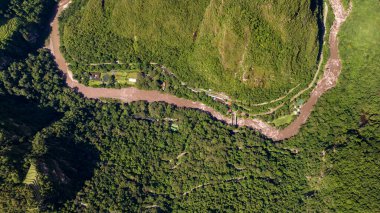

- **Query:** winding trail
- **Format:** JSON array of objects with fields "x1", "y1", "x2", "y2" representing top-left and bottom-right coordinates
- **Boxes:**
[{"x1": 47, "y1": 0, "x2": 351, "y2": 141}]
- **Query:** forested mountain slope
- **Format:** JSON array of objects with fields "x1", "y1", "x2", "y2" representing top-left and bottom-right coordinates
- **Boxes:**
[
  {"x1": 0, "y1": 0, "x2": 53, "y2": 67},
  {"x1": 288, "y1": 1, "x2": 380, "y2": 210},
  {"x1": 60, "y1": 0, "x2": 323, "y2": 102},
  {"x1": 0, "y1": 0, "x2": 379, "y2": 212},
  {"x1": 0, "y1": 95, "x2": 61, "y2": 210}
]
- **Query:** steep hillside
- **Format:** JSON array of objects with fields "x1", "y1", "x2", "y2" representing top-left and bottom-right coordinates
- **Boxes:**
[
  {"x1": 0, "y1": 0, "x2": 54, "y2": 68},
  {"x1": 61, "y1": 0, "x2": 322, "y2": 102},
  {"x1": 0, "y1": 96, "x2": 60, "y2": 211},
  {"x1": 0, "y1": 0, "x2": 379, "y2": 211}
]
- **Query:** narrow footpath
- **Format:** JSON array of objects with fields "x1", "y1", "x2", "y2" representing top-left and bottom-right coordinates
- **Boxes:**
[{"x1": 47, "y1": 0, "x2": 351, "y2": 141}]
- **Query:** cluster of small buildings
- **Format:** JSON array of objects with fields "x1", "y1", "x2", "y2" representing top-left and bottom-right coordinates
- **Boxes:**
[{"x1": 89, "y1": 72, "x2": 137, "y2": 83}]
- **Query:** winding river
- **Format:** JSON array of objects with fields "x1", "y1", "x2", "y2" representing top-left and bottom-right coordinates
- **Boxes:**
[{"x1": 47, "y1": 0, "x2": 351, "y2": 141}]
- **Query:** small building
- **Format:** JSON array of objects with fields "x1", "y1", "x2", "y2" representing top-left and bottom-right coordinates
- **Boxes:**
[
  {"x1": 293, "y1": 99, "x2": 304, "y2": 115},
  {"x1": 296, "y1": 99, "x2": 304, "y2": 107},
  {"x1": 170, "y1": 124, "x2": 179, "y2": 132},
  {"x1": 89, "y1": 72, "x2": 101, "y2": 80},
  {"x1": 161, "y1": 82, "x2": 166, "y2": 91},
  {"x1": 128, "y1": 78, "x2": 137, "y2": 83}
]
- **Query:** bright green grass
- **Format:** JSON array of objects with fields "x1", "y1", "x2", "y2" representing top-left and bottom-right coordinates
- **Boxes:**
[
  {"x1": 0, "y1": 18, "x2": 19, "y2": 49},
  {"x1": 271, "y1": 114, "x2": 296, "y2": 127},
  {"x1": 89, "y1": 71, "x2": 139, "y2": 86},
  {"x1": 61, "y1": 0, "x2": 321, "y2": 102},
  {"x1": 114, "y1": 71, "x2": 138, "y2": 85},
  {"x1": 88, "y1": 80, "x2": 103, "y2": 87},
  {"x1": 23, "y1": 163, "x2": 38, "y2": 185}
]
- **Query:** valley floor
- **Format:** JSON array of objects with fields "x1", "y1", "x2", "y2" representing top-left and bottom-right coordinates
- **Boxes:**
[{"x1": 48, "y1": 0, "x2": 351, "y2": 141}]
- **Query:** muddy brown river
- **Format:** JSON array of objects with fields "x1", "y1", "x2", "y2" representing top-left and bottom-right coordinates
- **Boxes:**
[{"x1": 47, "y1": 0, "x2": 351, "y2": 141}]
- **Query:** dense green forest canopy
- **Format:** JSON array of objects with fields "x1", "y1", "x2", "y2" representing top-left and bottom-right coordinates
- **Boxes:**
[
  {"x1": 60, "y1": 0, "x2": 323, "y2": 102},
  {"x1": 0, "y1": 0, "x2": 53, "y2": 67},
  {"x1": 0, "y1": 0, "x2": 379, "y2": 212}
]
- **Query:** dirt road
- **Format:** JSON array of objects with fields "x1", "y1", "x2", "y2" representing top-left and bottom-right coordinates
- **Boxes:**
[{"x1": 47, "y1": 0, "x2": 351, "y2": 141}]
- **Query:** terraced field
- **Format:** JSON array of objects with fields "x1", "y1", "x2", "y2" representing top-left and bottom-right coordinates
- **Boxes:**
[
  {"x1": 0, "y1": 18, "x2": 19, "y2": 49},
  {"x1": 23, "y1": 163, "x2": 38, "y2": 185}
]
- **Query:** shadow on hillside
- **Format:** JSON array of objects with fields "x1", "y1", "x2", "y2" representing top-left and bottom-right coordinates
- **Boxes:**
[
  {"x1": 42, "y1": 136, "x2": 100, "y2": 208},
  {"x1": 311, "y1": 0, "x2": 326, "y2": 63},
  {"x1": 0, "y1": 95, "x2": 61, "y2": 136},
  {"x1": 0, "y1": 95, "x2": 62, "y2": 187}
]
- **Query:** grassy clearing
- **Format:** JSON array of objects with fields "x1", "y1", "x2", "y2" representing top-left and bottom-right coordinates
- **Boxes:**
[
  {"x1": 115, "y1": 71, "x2": 138, "y2": 84},
  {"x1": 89, "y1": 71, "x2": 139, "y2": 87},
  {"x1": 88, "y1": 80, "x2": 102, "y2": 87},
  {"x1": 271, "y1": 114, "x2": 296, "y2": 127}
]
